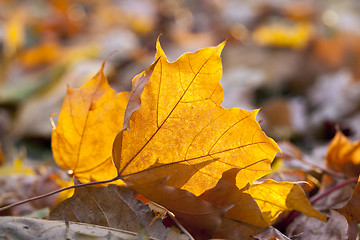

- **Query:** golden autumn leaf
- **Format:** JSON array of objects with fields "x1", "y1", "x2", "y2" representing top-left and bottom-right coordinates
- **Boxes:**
[
  {"x1": 326, "y1": 130, "x2": 360, "y2": 178},
  {"x1": 246, "y1": 180, "x2": 328, "y2": 225},
  {"x1": 113, "y1": 40, "x2": 281, "y2": 196},
  {"x1": 51, "y1": 62, "x2": 129, "y2": 184}
]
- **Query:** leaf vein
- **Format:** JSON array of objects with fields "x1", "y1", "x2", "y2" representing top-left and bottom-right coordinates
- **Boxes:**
[
  {"x1": 120, "y1": 51, "x2": 217, "y2": 175},
  {"x1": 208, "y1": 113, "x2": 252, "y2": 154}
]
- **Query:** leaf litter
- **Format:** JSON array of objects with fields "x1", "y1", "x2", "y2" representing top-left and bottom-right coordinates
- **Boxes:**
[{"x1": 2, "y1": 1, "x2": 360, "y2": 239}]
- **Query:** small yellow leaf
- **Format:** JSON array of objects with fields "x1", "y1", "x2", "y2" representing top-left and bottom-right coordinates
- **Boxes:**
[
  {"x1": 113, "y1": 40, "x2": 280, "y2": 196},
  {"x1": 253, "y1": 21, "x2": 313, "y2": 49},
  {"x1": 247, "y1": 179, "x2": 328, "y2": 225},
  {"x1": 3, "y1": 9, "x2": 25, "y2": 56},
  {"x1": 52, "y1": 62, "x2": 129, "y2": 184}
]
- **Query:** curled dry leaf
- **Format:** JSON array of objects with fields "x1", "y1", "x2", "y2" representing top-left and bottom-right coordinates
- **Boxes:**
[
  {"x1": 337, "y1": 177, "x2": 360, "y2": 232},
  {"x1": 122, "y1": 59, "x2": 159, "y2": 131},
  {"x1": 51, "y1": 61, "x2": 130, "y2": 184},
  {"x1": 326, "y1": 130, "x2": 360, "y2": 178},
  {"x1": 113, "y1": 39, "x2": 280, "y2": 196}
]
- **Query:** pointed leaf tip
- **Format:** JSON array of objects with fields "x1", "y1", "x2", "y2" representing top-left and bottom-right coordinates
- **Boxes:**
[{"x1": 155, "y1": 38, "x2": 166, "y2": 60}]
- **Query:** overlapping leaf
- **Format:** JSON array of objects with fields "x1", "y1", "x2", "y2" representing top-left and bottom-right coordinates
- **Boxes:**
[
  {"x1": 247, "y1": 180, "x2": 328, "y2": 225},
  {"x1": 200, "y1": 168, "x2": 327, "y2": 228},
  {"x1": 199, "y1": 168, "x2": 268, "y2": 228},
  {"x1": 128, "y1": 178, "x2": 224, "y2": 240},
  {"x1": 51, "y1": 62, "x2": 129, "y2": 184},
  {"x1": 113, "y1": 40, "x2": 281, "y2": 195}
]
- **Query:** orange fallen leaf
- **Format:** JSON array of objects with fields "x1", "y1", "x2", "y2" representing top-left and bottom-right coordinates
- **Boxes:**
[
  {"x1": 326, "y1": 130, "x2": 360, "y2": 178},
  {"x1": 113, "y1": 40, "x2": 281, "y2": 196},
  {"x1": 312, "y1": 34, "x2": 347, "y2": 69},
  {"x1": 312, "y1": 32, "x2": 360, "y2": 79},
  {"x1": 19, "y1": 41, "x2": 61, "y2": 68},
  {"x1": 51, "y1": 61, "x2": 129, "y2": 184}
]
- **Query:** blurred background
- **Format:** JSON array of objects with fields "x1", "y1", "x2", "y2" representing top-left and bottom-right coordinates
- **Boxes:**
[{"x1": 0, "y1": 0, "x2": 360, "y2": 215}]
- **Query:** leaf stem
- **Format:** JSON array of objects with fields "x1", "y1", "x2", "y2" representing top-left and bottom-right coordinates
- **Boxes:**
[
  {"x1": 280, "y1": 176, "x2": 358, "y2": 227},
  {"x1": 0, "y1": 175, "x2": 121, "y2": 213}
]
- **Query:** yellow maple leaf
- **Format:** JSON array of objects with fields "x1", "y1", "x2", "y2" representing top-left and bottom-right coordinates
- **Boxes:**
[
  {"x1": 113, "y1": 40, "x2": 281, "y2": 196},
  {"x1": 51, "y1": 62, "x2": 129, "y2": 184},
  {"x1": 50, "y1": 40, "x2": 327, "y2": 235},
  {"x1": 326, "y1": 130, "x2": 360, "y2": 178},
  {"x1": 247, "y1": 180, "x2": 328, "y2": 225}
]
